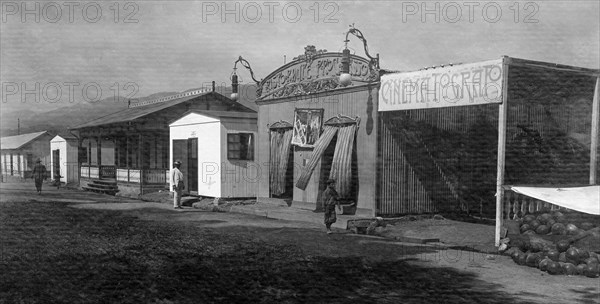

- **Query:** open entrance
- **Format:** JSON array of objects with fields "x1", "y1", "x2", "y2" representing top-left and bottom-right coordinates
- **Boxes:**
[
  {"x1": 187, "y1": 138, "x2": 198, "y2": 193},
  {"x1": 52, "y1": 149, "x2": 60, "y2": 180},
  {"x1": 318, "y1": 118, "x2": 360, "y2": 211},
  {"x1": 295, "y1": 115, "x2": 360, "y2": 212},
  {"x1": 172, "y1": 138, "x2": 199, "y2": 194}
]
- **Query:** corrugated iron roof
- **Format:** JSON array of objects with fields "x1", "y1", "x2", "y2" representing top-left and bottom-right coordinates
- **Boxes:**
[
  {"x1": 70, "y1": 91, "x2": 252, "y2": 129},
  {"x1": 70, "y1": 94, "x2": 199, "y2": 129},
  {"x1": 51, "y1": 134, "x2": 78, "y2": 142},
  {"x1": 187, "y1": 110, "x2": 257, "y2": 119},
  {"x1": 168, "y1": 110, "x2": 258, "y2": 126},
  {"x1": 1, "y1": 131, "x2": 50, "y2": 150}
]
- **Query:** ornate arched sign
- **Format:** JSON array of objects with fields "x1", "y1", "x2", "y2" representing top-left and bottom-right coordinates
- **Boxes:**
[{"x1": 257, "y1": 46, "x2": 378, "y2": 101}]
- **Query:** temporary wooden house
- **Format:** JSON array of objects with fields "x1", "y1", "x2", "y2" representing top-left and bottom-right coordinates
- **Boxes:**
[
  {"x1": 169, "y1": 110, "x2": 258, "y2": 198},
  {"x1": 69, "y1": 88, "x2": 255, "y2": 197},
  {"x1": 1, "y1": 131, "x2": 52, "y2": 180},
  {"x1": 50, "y1": 134, "x2": 79, "y2": 184}
]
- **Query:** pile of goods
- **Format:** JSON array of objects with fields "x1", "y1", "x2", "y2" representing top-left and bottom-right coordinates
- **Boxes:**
[{"x1": 507, "y1": 210, "x2": 600, "y2": 278}]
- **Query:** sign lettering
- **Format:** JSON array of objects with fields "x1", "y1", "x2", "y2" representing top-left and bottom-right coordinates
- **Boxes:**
[
  {"x1": 259, "y1": 53, "x2": 376, "y2": 100},
  {"x1": 379, "y1": 59, "x2": 504, "y2": 111}
]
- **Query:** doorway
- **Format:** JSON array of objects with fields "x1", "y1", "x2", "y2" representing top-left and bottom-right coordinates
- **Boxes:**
[
  {"x1": 52, "y1": 149, "x2": 60, "y2": 180},
  {"x1": 315, "y1": 135, "x2": 337, "y2": 211},
  {"x1": 172, "y1": 138, "x2": 198, "y2": 194},
  {"x1": 187, "y1": 138, "x2": 198, "y2": 193}
]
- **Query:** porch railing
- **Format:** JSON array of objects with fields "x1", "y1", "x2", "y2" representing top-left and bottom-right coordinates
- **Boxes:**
[
  {"x1": 115, "y1": 168, "x2": 140, "y2": 183},
  {"x1": 502, "y1": 185, "x2": 564, "y2": 220},
  {"x1": 112, "y1": 167, "x2": 170, "y2": 184},
  {"x1": 143, "y1": 168, "x2": 170, "y2": 184},
  {"x1": 99, "y1": 165, "x2": 116, "y2": 179},
  {"x1": 80, "y1": 165, "x2": 99, "y2": 179}
]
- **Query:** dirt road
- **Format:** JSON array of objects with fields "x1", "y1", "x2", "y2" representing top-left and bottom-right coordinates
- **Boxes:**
[{"x1": 1, "y1": 181, "x2": 598, "y2": 303}]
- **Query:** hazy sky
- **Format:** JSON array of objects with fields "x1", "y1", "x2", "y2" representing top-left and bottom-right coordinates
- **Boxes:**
[{"x1": 1, "y1": 1, "x2": 599, "y2": 114}]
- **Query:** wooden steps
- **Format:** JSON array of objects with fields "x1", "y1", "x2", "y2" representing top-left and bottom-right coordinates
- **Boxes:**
[{"x1": 83, "y1": 179, "x2": 119, "y2": 195}]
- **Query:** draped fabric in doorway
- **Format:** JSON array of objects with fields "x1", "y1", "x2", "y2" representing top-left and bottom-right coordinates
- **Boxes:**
[
  {"x1": 269, "y1": 128, "x2": 293, "y2": 196},
  {"x1": 295, "y1": 126, "x2": 338, "y2": 190},
  {"x1": 329, "y1": 124, "x2": 357, "y2": 198}
]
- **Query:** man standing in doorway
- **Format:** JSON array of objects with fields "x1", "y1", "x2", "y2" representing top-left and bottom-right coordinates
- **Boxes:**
[
  {"x1": 322, "y1": 179, "x2": 339, "y2": 234},
  {"x1": 172, "y1": 160, "x2": 184, "y2": 209},
  {"x1": 32, "y1": 159, "x2": 47, "y2": 194}
]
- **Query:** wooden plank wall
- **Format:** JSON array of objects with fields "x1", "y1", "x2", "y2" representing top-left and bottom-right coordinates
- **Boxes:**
[{"x1": 221, "y1": 119, "x2": 259, "y2": 198}]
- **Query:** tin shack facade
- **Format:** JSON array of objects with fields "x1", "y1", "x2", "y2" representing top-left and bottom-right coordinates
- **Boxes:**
[
  {"x1": 377, "y1": 56, "x2": 599, "y2": 223},
  {"x1": 256, "y1": 52, "x2": 598, "y2": 221},
  {"x1": 255, "y1": 48, "x2": 379, "y2": 214}
]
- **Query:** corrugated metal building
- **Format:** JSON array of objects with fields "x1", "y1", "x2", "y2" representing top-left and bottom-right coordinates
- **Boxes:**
[
  {"x1": 377, "y1": 56, "x2": 599, "y2": 229},
  {"x1": 255, "y1": 51, "x2": 599, "y2": 220},
  {"x1": 255, "y1": 48, "x2": 379, "y2": 214}
]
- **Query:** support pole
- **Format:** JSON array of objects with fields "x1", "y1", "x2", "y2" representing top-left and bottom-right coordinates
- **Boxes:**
[
  {"x1": 78, "y1": 136, "x2": 83, "y2": 183},
  {"x1": 495, "y1": 58, "x2": 510, "y2": 247},
  {"x1": 590, "y1": 76, "x2": 599, "y2": 185},
  {"x1": 139, "y1": 133, "x2": 143, "y2": 195},
  {"x1": 97, "y1": 136, "x2": 101, "y2": 169},
  {"x1": 88, "y1": 139, "x2": 91, "y2": 179},
  {"x1": 126, "y1": 135, "x2": 130, "y2": 182}
]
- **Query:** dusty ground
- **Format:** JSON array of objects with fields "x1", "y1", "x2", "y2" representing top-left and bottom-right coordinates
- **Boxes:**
[{"x1": 1, "y1": 181, "x2": 598, "y2": 303}]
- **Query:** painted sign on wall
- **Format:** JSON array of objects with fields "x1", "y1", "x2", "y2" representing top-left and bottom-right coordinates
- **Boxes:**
[
  {"x1": 379, "y1": 58, "x2": 504, "y2": 111},
  {"x1": 259, "y1": 50, "x2": 377, "y2": 101}
]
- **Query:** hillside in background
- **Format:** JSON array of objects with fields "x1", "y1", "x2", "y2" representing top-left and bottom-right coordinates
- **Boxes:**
[{"x1": 0, "y1": 85, "x2": 257, "y2": 138}]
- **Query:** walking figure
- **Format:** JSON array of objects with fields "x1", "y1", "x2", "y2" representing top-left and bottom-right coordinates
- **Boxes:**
[
  {"x1": 172, "y1": 160, "x2": 184, "y2": 209},
  {"x1": 31, "y1": 159, "x2": 47, "y2": 194},
  {"x1": 322, "y1": 179, "x2": 340, "y2": 234}
]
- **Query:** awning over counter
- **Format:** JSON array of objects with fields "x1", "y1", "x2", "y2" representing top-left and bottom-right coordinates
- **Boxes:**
[{"x1": 510, "y1": 185, "x2": 600, "y2": 215}]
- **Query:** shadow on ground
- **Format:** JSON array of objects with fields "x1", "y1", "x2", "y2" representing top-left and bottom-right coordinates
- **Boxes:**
[{"x1": 0, "y1": 201, "x2": 543, "y2": 304}]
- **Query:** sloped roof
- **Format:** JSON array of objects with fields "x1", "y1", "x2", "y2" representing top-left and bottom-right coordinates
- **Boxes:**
[
  {"x1": 1, "y1": 131, "x2": 50, "y2": 150},
  {"x1": 51, "y1": 134, "x2": 78, "y2": 142},
  {"x1": 185, "y1": 110, "x2": 257, "y2": 119},
  {"x1": 169, "y1": 110, "x2": 257, "y2": 126},
  {"x1": 70, "y1": 91, "x2": 253, "y2": 129}
]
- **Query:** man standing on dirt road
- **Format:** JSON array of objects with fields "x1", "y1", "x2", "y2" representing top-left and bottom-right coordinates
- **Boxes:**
[
  {"x1": 31, "y1": 159, "x2": 47, "y2": 194},
  {"x1": 172, "y1": 160, "x2": 184, "y2": 209}
]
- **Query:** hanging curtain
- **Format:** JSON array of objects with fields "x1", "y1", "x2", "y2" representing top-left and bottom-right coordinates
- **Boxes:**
[
  {"x1": 269, "y1": 128, "x2": 293, "y2": 195},
  {"x1": 329, "y1": 124, "x2": 357, "y2": 198},
  {"x1": 296, "y1": 126, "x2": 338, "y2": 190}
]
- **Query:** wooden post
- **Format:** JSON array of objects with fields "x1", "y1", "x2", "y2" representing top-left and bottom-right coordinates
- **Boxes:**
[
  {"x1": 97, "y1": 136, "x2": 102, "y2": 172},
  {"x1": 495, "y1": 58, "x2": 510, "y2": 247},
  {"x1": 590, "y1": 76, "x2": 599, "y2": 185},
  {"x1": 78, "y1": 136, "x2": 83, "y2": 183},
  {"x1": 126, "y1": 135, "x2": 130, "y2": 182},
  {"x1": 139, "y1": 133, "x2": 143, "y2": 195}
]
